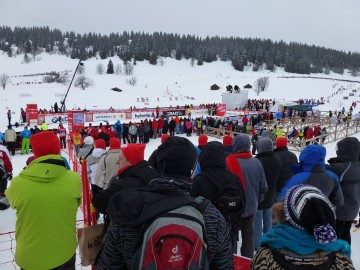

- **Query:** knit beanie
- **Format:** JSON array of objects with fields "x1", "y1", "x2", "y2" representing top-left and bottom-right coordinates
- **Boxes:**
[
  {"x1": 284, "y1": 185, "x2": 337, "y2": 244},
  {"x1": 109, "y1": 138, "x2": 121, "y2": 150},
  {"x1": 121, "y1": 144, "x2": 146, "y2": 165},
  {"x1": 156, "y1": 136, "x2": 198, "y2": 177},
  {"x1": 95, "y1": 139, "x2": 106, "y2": 150},
  {"x1": 161, "y1": 133, "x2": 170, "y2": 144},
  {"x1": 223, "y1": 135, "x2": 233, "y2": 146},
  {"x1": 30, "y1": 131, "x2": 60, "y2": 158},
  {"x1": 276, "y1": 137, "x2": 288, "y2": 148},
  {"x1": 83, "y1": 136, "x2": 94, "y2": 145},
  {"x1": 198, "y1": 134, "x2": 208, "y2": 147}
]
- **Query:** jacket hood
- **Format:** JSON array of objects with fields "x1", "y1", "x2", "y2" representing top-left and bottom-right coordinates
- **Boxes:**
[
  {"x1": 19, "y1": 155, "x2": 67, "y2": 183},
  {"x1": 116, "y1": 120, "x2": 121, "y2": 125},
  {"x1": 299, "y1": 145, "x2": 326, "y2": 171},
  {"x1": 232, "y1": 134, "x2": 251, "y2": 153},
  {"x1": 108, "y1": 177, "x2": 192, "y2": 227},
  {"x1": 256, "y1": 137, "x2": 274, "y2": 154},
  {"x1": 336, "y1": 137, "x2": 360, "y2": 161},
  {"x1": 92, "y1": 148, "x2": 106, "y2": 158},
  {"x1": 199, "y1": 141, "x2": 225, "y2": 170}
]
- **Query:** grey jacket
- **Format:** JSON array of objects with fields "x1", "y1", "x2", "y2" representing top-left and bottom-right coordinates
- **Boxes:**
[{"x1": 229, "y1": 135, "x2": 268, "y2": 217}]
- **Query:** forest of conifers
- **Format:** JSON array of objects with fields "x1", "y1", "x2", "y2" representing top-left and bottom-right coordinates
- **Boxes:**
[{"x1": 1, "y1": 26, "x2": 359, "y2": 75}]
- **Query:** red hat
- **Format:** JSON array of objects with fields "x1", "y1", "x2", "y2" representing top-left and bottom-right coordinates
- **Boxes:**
[
  {"x1": 276, "y1": 137, "x2": 288, "y2": 148},
  {"x1": 198, "y1": 134, "x2": 208, "y2": 147},
  {"x1": 223, "y1": 135, "x2": 233, "y2": 146},
  {"x1": 95, "y1": 139, "x2": 106, "y2": 150},
  {"x1": 30, "y1": 131, "x2": 61, "y2": 158},
  {"x1": 109, "y1": 138, "x2": 121, "y2": 150},
  {"x1": 161, "y1": 134, "x2": 170, "y2": 144},
  {"x1": 121, "y1": 144, "x2": 146, "y2": 165}
]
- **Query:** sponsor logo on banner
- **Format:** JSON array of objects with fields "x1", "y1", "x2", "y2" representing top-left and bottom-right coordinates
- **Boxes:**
[
  {"x1": 164, "y1": 110, "x2": 186, "y2": 117},
  {"x1": 42, "y1": 114, "x2": 68, "y2": 124},
  {"x1": 132, "y1": 111, "x2": 156, "y2": 119},
  {"x1": 93, "y1": 113, "x2": 126, "y2": 121}
]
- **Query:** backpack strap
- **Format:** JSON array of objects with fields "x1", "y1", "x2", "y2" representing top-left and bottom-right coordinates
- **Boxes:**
[{"x1": 193, "y1": 196, "x2": 211, "y2": 214}]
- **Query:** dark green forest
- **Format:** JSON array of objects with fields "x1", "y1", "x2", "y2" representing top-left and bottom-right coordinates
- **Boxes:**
[{"x1": 1, "y1": 26, "x2": 359, "y2": 75}]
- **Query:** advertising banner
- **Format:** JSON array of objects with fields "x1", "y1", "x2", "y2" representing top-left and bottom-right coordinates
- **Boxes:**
[
  {"x1": 92, "y1": 112, "x2": 126, "y2": 122},
  {"x1": 163, "y1": 110, "x2": 186, "y2": 118},
  {"x1": 190, "y1": 109, "x2": 208, "y2": 117},
  {"x1": 131, "y1": 111, "x2": 156, "y2": 120},
  {"x1": 216, "y1": 104, "x2": 226, "y2": 116}
]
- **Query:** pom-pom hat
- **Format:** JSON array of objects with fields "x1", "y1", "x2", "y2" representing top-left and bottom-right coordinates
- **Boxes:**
[{"x1": 284, "y1": 185, "x2": 337, "y2": 244}]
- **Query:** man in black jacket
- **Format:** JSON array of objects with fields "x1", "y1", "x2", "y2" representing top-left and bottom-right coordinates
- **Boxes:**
[
  {"x1": 254, "y1": 137, "x2": 282, "y2": 249},
  {"x1": 191, "y1": 141, "x2": 245, "y2": 253},
  {"x1": 95, "y1": 137, "x2": 233, "y2": 270},
  {"x1": 326, "y1": 137, "x2": 360, "y2": 245},
  {"x1": 273, "y1": 137, "x2": 298, "y2": 201},
  {"x1": 92, "y1": 144, "x2": 157, "y2": 232}
]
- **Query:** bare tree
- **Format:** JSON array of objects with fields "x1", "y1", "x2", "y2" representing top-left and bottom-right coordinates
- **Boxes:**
[
  {"x1": 56, "y1": 74, "x2": 69, "y2": 85},
  {"x1": 115, "y1": 64, "x2": 122, "y2": 75},
  {"x1": 124, "y1": 62, "x2": 134, "y2": 75},
  {"x1": 158, "y1": 57, "x2": 165, "y2": 66},
  {"x1": 127, "y1": 77, "x2": 137, "y2": 86},
  {"x1": 96, "y1": 63, "x2": 105, "y2": 74},
  {"x1": 0, "y1": 73, "x2": 10, "y2": 90},
  {"x1": 74, "y1": 75, "x2": 93, "y2": 90},
  {"x1": 77, "y1": 65, "x2": 86, "y2": 75},
  {"x1": 254, "y1": 77, "x2": 270, "y2": 95}
]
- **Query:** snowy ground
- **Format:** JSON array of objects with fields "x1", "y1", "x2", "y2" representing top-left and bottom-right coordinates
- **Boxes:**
[{"x1": 1, "y1": 52, "x2": 360, "y2": 269}]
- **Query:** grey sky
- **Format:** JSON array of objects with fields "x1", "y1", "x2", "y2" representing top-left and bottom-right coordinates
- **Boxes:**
[{"x1": 1, "y1": 0, "x2": 359, "y2": 53}]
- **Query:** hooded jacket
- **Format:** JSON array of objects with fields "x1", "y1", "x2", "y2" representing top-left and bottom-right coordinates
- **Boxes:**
[
  {"x1": 255, "y1": 138, "x2": 282, "y2": 209},
  {"x1": 86, "y1": 147, "x2": 107, "y2": 185},
  {"x1": 191, "y1": 141, "x2": 245, "y2": 216},
  {"x1": 226, "y1": 134, "x2": 268, "y2": 217},
  {"x1": 95, "y1": 176, "x2": 233, "y2": 270},
  {"x1": 5, "y1": 155, "x2": 82, "y2": 269},
  {"x1": 326, "y1": 137, "x2": 360, "y2": 221},
  {"x1": 92, "y1": 160, "x2": 157, "y2": 215},
  {"x1": 280, "y1": 145, "x2": 343, "y2": 207},
  {"x1": 274, "y1": 146, "x2": 298, "y2": 193},
  {"x1": 94, "y1": 148, "x2": 121, "y2": 189}
]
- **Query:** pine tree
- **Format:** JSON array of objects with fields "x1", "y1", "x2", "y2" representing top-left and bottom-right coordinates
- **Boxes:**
[{"x1": 107, "y1": 59, "x2": 114, "y2": 74}]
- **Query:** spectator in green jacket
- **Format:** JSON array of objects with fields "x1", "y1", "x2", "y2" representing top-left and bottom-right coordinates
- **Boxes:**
[{"x1": 6, "y1": 131, "x2": 82, "y2": 269}]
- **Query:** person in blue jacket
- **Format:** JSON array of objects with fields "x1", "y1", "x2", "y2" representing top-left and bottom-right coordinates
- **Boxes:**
[
  {"x1": 280, "y1": 144, "x2": 343, "y2": 208},
  {"x1": 20, "y1": 126, "x2": 32, "y2": 154},
  {"x1": 113, "y1": 120, "x2": 123, "y2": 140}
]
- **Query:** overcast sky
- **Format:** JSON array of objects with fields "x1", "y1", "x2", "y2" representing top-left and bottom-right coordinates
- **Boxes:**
[{"x1": 1, "y1": 0, "x2": 359, "y2": 53}]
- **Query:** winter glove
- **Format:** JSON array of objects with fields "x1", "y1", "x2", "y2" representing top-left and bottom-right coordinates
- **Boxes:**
[{"x1": 8, "y1": 173, "x2": 13, "y2": 180}]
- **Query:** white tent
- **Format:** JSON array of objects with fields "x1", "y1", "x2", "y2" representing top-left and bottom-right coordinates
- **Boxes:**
[{"x1": 269, "y1": 99, "x2": 296, "y2": 113}]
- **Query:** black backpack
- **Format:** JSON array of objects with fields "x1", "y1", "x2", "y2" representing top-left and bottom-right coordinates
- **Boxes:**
[
  {"x1": 116, "y1": 125, "x2": 122, "y2": 133},
  {"x1": 200, "y1": 171, "x2": 245, "y2": 221}
]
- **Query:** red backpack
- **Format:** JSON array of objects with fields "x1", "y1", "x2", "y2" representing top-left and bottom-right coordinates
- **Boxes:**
[{"x1": 132, "y1": 198, "x2": 210, "y2": 270}]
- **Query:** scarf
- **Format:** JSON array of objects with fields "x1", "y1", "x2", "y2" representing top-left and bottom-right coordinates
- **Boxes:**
[
  {"x1": 226, "y1": 152, "x2": 252, "y2": 190},
  {"x1": 260, "y1": 224, "x2": 351, "y2": 257}
]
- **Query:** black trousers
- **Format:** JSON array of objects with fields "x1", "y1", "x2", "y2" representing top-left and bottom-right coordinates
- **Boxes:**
[
  {"x1": 336, "y1": 219, "x2": 353, "y2": 245},
  {"x1": 7, "y1": 142, "x2": 16, "y2": 155}
]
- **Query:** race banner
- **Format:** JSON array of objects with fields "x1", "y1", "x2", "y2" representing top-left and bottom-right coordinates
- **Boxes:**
[
  {"x1": 92, "y1": 112, "x2": 126, "y2": 122},
  {"x1": 190, "y1": 109, "x2": 208, "y2": 117},
  {"x1": 132, "y1": 111, "x2": 156, "y2": 120},
  {"x1": 216, "y1": 104, "x2": 226, "y2": 116},
  {"x1": 163, "y1": 109, "x2": 186, "y2": 118}
]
